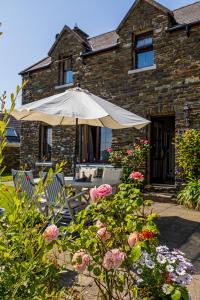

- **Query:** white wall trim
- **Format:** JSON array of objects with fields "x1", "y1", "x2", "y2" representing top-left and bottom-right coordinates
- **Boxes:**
[
  {"x1": 55, "y1": 83, "x2": 74, "y2": 90},
  {"x1": 128, "y1": 64, "x2": 157, "y2": 75}
]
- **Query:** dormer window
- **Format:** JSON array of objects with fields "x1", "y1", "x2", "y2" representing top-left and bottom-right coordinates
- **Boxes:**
[
  {"x1": 135, "y1": 32, "x2": 154, "y2": 69},
  {"x1": 59, "y1": 57, "x2": 73, "y2": 86}
]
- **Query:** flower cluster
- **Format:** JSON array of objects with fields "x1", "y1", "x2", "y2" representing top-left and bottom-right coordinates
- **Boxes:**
[
  {"x1": 90, "y1": 184, "x2": 112, "y2": 203},
  {"x1": 128, "y1": 231, "x2": 154, "y2": 248},
  {"x1": 43, "y1": 224, "x2": 59, "y2": 243},
  {"x1": 133, "y1": 245, "x2": 193, "y2": 297},
  {"x1": 103, "y1": 249, "x2": 126, "y2": 270},
  {"x1": 72, "y1": 249, "x2": 91, "y2": 272}
]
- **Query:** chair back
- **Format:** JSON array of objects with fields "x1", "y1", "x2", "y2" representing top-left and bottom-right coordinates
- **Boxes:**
[
  {"x1": 12, "y1": 170, "x2": 35, "y2": 199},
  {"x1": 102, "y1": 167, "x2": 122, "y2": 183},
  {"x1": 42, "y1": 172, "x2": 73, "y2": 222}
]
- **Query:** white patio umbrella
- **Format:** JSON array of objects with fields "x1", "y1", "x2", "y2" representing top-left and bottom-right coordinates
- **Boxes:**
[{"x1": 12, "y1": 87, "x2": 150, "y2": 175}]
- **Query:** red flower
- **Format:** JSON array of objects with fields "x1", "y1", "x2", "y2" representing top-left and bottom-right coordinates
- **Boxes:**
[
  {"x1": 140, "y1": 230, "x2": 154, "y2": 240},
  {"x1": 26, "y1": 175, "x2": 30, "y2": 181},
  {"x1": 17, "y1": 187, "x2": 22, "y2": 193},
  {"x1": 165, "y1": 273, "x2": 173, "y2": 284},
  {"x1": 107, "y1": 147, "x2": 113, "y2": 153}
]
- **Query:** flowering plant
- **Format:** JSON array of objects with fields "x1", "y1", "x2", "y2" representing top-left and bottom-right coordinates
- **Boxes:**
[
  {"x1": 64, "y1": 182, "x2": 159, "y2": 299},
  {"x1": 107, "y1": 139, "x2": 150, "y2": 183},
  {"x1": 133, "y1": 245, "x2": 193, "y2": 299}
]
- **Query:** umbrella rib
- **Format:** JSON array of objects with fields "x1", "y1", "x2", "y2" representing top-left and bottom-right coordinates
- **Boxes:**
[{"x1": 17, "y1": 111, "x2": 34, "y2": 120}]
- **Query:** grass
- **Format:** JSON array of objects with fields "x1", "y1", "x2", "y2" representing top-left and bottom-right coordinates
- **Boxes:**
[{"x1": 0, "y1": 173, "x2": 12, "y2": 182}]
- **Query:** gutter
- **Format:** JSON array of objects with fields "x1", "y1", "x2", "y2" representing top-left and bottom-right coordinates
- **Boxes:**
[
  {"x1": 166, "y1": 20, "x2": 200, "y2": 33},
  {"x1": 81, "y1": 43, "x2": 120, "y2": 57}
]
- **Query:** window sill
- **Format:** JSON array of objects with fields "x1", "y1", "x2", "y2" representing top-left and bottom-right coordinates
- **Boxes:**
[
  {"x1": 55, "y1": 83, "x2": 74, "y2": 90},
  {"x1": 128, "y1": 64, "x2": 156, "y2": 75},
  {"x1": 35, "y1": 162, "x2": 53, "y2": 167}
]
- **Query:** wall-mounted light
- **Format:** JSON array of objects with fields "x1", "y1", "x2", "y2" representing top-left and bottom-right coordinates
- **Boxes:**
[{"x1": 183, "y1": 103, "x2": 191, "y2": 127}]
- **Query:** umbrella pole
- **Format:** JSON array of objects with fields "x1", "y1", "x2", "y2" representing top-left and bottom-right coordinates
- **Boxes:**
[{"x1": 73, "y1": 118, "x2": 78, "y2": 179}]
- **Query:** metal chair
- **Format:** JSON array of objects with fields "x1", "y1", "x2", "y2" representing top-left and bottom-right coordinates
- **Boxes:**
[{"x1": 42, "y1": 172, "x2": 89, "y2": 225}]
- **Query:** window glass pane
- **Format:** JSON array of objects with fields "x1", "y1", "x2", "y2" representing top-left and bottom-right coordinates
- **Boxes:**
[
  {"x1": 136, "y1": 37, "x2": 152, "y2": 48},
  {"x1": 65, "y1": 70, "x2": 73, "y2": 84},
  {"x1": 137, "y1": 50, "x2": 154, "y2": 69},
  {"x1": 6, "y1": 128, "x2": 17, "y2": 137},
  {"x1": 39, "y1": 126, "x2": 52, "y2": 161},
  {"x1": 100, "y1": 128, "x2": 112, "y2": 161}
]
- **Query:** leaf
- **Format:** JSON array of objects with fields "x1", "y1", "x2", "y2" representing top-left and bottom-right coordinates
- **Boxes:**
[
  {"x1": 171, "y1": 288, "x2": 182, "y2": 300},
  {"x1": 131, "y1": 243, "x2": 141, "y2": 262},
  {"x1": 93, "y1": 267, "x2": 101, "y2": 277}
]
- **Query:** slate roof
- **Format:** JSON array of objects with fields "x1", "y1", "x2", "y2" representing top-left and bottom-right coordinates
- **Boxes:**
[
  {"x1": 20, "y1": 0, "x2": 200, "y2": 75},
  {"x1": 173, "y1": 1, "x2": 200, "y2": 24}
]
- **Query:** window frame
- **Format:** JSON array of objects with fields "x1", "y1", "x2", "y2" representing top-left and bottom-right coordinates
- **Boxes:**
[
  {"x1": 59, "y1": 56, "x2": 73, "y2": 86},
  {"x1": 39, "y1": 125, "x2": 52, "y2": 162},
  {"x1": 134, "y1": 31, "x2": 154, "y2": 70},
  {"x1": 6, "y1": 127, "x2": 17, "y2": 137}
]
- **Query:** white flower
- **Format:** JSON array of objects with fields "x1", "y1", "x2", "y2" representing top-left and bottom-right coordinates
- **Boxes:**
[
  {"x1": 146, "y1": 260, "x2": 155, "y2": 269},
  {"x1": 137, "y1": 268, "x2": 143, "y2": 275},
  {"x1": 162, "y1": 284, "x2": 171, "y2": 295},
  {"x1": 167, "y1": 255, "x2": 176, "y2": 264},
  {"x1": 176, "y1": 266, "x2": 186, "y2": 276},
  {"x1": 136, "y1": 278, "x2": 144, "y2": 285},
  {"x1": 166, "y1": 265, "x2": 174, "y2": 273},
  {"x1": 157, "y1": 254, "x2": 167, "y2": 264}
]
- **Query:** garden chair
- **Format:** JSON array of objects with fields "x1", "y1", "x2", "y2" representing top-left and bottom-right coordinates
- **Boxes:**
[
  {"x1": 12, "y1": 169, "x2": 46, "y2": 213},
  {"x1": 102, "y1": 167, "x2": 122, "y2": 183},
  {"x1": 12, "y1": 169, "x2": 35, "y2": 200},
  {"x1": 77, "y1": 167, "x2": 98, "y2": 182},
  {"x1": 42, "y1": 172, "x2": 89, "y2": 226}
]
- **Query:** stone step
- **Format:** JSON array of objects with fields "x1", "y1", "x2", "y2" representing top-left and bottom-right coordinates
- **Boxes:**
[
  {"x1": 145, "y1": 184, "x2": 177, "y2": 194},
  {"x1": 143, "y1": 192, "x2": 176, "y2": 203}
]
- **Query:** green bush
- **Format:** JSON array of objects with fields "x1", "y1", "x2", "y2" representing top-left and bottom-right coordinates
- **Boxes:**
[
  {"x1": 176, "y1": 129, "x2": 200, "y2": 180},
  {"x1": 177, "y1": 179, "x2": 200, "y2": 210}
]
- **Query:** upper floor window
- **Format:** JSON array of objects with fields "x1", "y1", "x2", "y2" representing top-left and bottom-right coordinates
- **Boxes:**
[
  {"x1": 60, "y1": 57, "x2": 73, "y2": 86},
  {"x1": 6, "y1": 128, "x2": 17, "y2": 137},
  {"x1": 135, "y1": 32, "x2": 154, "y2": 69},
  {"x1": 39, "y1": 125, "x2": 52, "y2": 161}
]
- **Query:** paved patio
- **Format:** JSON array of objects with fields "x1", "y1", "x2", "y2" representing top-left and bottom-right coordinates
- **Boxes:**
[{"x1": 61, "y1": 202, "x2": 200, "y2": 300}]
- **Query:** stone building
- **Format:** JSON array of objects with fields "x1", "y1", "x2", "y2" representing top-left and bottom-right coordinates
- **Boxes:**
[
  {"x1": 0, "y1": 114, "x2": 21, "y2": 172},
  {"x1": 19, "y1": 0, "x2": 200, "y2": 186}
]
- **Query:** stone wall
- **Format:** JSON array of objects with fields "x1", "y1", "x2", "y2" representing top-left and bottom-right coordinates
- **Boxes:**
[
  {"x1": 3, "y1": 145, "x2": 20, "y2": 172},
  {"x1": 20, "y1": 0, "x2": 200, "y2": 181}
]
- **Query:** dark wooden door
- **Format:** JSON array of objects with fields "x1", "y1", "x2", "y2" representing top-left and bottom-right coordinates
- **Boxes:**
[{"x1": 150, "y1": 117, "x2": 175, "y2": 184}]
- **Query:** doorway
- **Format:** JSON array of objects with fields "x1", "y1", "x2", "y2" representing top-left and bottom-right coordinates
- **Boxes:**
[{"x1": 150, "y1": 116, "x2": 175, "y2": 184}]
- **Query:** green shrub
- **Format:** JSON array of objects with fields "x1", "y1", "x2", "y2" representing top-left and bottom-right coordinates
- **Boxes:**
[
  {"x1": 177, "y1": 179, "x2": 200, "y2": 209},
  {"x1": 176, "y1": 129, "x2": 200, "y2": 180}
]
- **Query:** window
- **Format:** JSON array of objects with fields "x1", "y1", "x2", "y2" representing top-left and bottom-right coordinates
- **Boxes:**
[
  {"x1": 6, "y1": 128, "x2": 17, "y2": 137},
  {"x1": 135, "y1": 32, "x2": 154, "y2": 69},
  {"x1": 39, "y1": 126, "x2": 52, "y2": 161},
  {"x1": 60, "y1": 57, "x2": 73, "y2": 85},
  {"x1": 80, "y1": 126, "x2": 112, "y2": 163}
]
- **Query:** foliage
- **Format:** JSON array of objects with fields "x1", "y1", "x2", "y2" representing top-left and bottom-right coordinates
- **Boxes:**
[
  {"x1": 107, "y1": 139, "x2": 150, "y2": 183},
  {"x1": 0, "y1": 88, "x2": 66, "y2": 299},
  {"x1": 132, "y1": 246, "x2": 193, "y2": 300},
  {"x1": 176, "y1": 129, "x2": 200, "y2": 180},
  {"x1": 177, "y1": 179, "x2": 200, "y2": 210},
  {"x1": 63, "y1": 183, "x2": 159, "y2": 299}
]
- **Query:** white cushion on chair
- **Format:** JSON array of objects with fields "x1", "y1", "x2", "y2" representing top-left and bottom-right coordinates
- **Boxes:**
[
  {"x1": 102, "y1": 168, "x2": 122, "y2": 182},
  {"x1": 79, "y1": 167, "x2": 98, "y2": 182}
]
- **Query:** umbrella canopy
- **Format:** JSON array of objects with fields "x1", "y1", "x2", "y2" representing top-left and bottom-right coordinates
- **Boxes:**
[{"x1": 12, "y1": 87, "x2": 150, "y2": 129}]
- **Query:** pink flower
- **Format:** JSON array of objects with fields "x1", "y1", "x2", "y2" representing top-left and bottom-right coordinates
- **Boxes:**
[
  {"x1": 97, "y1": 227, "x2": 111, "y2": 242},
  {"x1": 107, "y1": 147, "x2": 113, "y2": 153},
  {"x1": 130, "y1": 171, "x2": 144, "y2": 182},
  {"x1": 128, "y1": 232, "x2": 139, "y2": 248},
  {"x1": 140, "y1": 139, "x2": 149, "y2": 145},
  {"x1": 103, "y1": 249, "x2": 126, "y2": 270},
  {"x1": 43, "y1": 224, "x2": 59, "y2": 243},
  {"x1": 96, "y1": 219, "x2": 106, "y2": 228},
  {"x1": 96, "y1": 184, "x2": 112, "y2": 198},
  {"x1": 72, "y1": 249, "x2": 90, "y2": 273},
  {"x1": 127, "y1": 150, "x2": 133, "y2": 155},
  {"x1": 90, "y1": 187, "x2": 99, "y2": 203}
]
